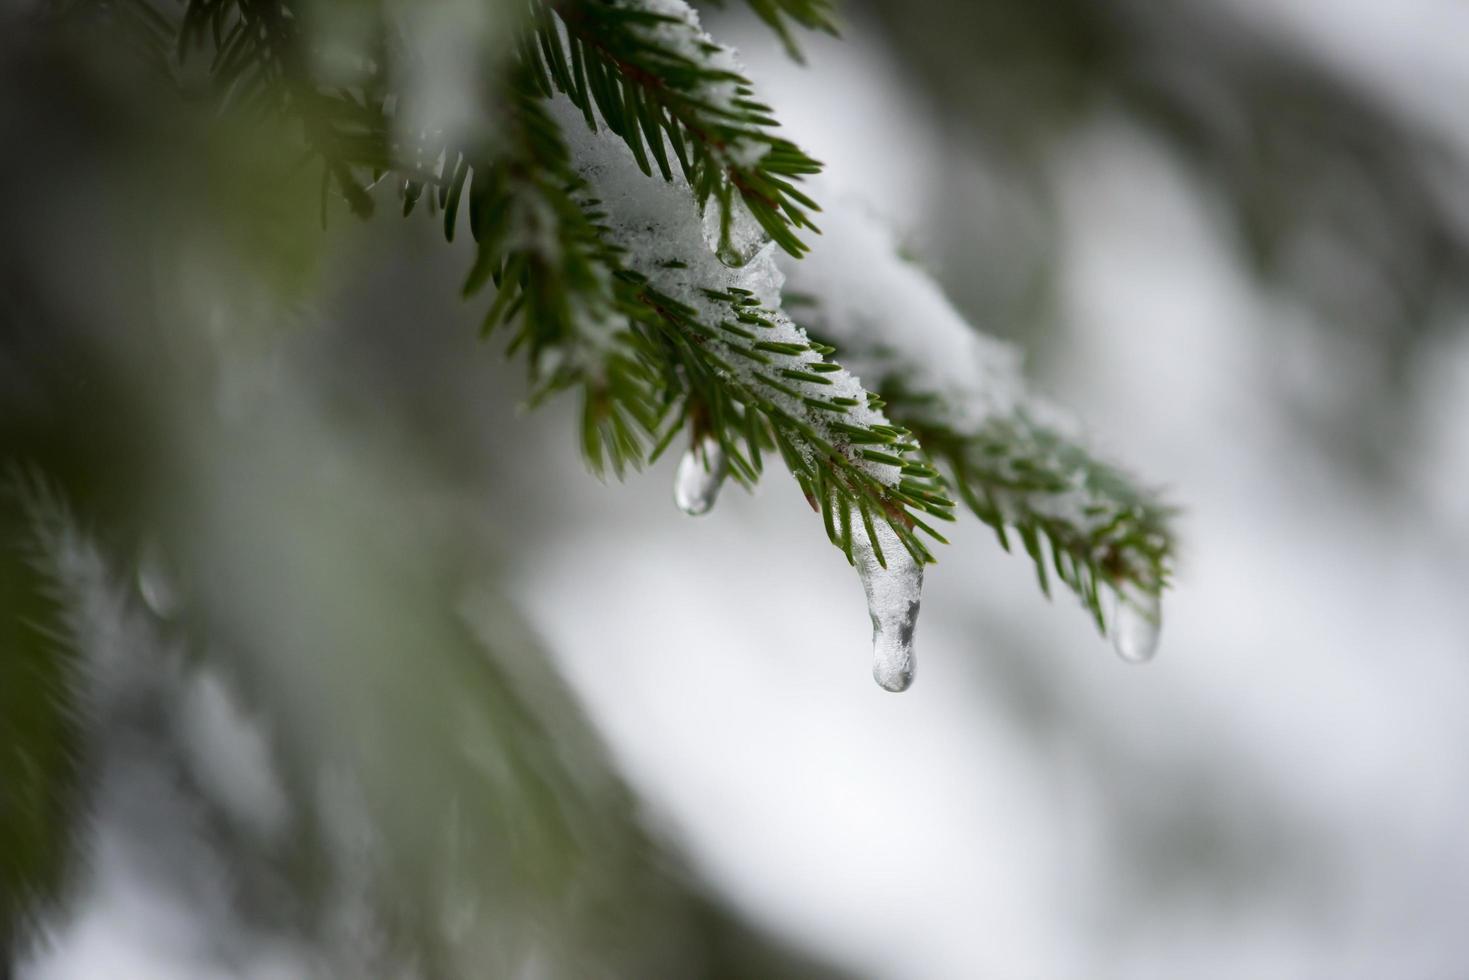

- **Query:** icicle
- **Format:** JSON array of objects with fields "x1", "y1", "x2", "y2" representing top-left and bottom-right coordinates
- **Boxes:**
[
  {"x1": 674, "y1": 435, "x2": 727, "y2": 516},
  {"x1": 852, "y1": 514, "x2": 923, "y2": 692},
  {"x1": 701, "y1": 194, "x2": 770, "y2": 268},
  {"x1": 1109, "y1": 588, "x2": 1161, "y2": 664},
  {"x1": 136, "y1": 537, "x2": 184, "y2": 620}
]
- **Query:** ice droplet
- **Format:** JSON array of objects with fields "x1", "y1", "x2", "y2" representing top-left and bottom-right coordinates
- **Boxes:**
[
  {"x1": 702, "y1": 194, "x2": 770, "y2": 268},
  {"x1": 1110, "y1": 589, "x2": 1161, "y2": 664},
  {"x1": 852, "y1": 515, "x2": 923, "y2": 692},
  {"x1": 674, "y1": 436, "x2": 727, "y2": 516},
  {"x1": 136, "y1": 538, "x2": 184, "y2": 620}
]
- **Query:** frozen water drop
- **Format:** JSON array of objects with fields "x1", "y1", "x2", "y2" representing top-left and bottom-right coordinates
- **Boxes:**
[
  {"x1": 674, "y1": 436, "x2": 727, "y2": 516},
  {"x1": 701, "y1": 195, "x2": 770, "y2": 268},
  {"x1": 136, "y1": 538, "x2": 184, "y2": 620},
  {"x1": 852, "y1": 515, "x2": 923, "y2": 692},
  {"x1": 1110, "y1": 589, "x2": 1161, "y2": 664}
]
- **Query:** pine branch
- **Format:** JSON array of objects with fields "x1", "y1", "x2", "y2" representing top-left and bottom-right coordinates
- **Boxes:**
[
  {"x1": 365, "y1": 10, "x2": 944, "y2": 561},
  {"x1": 781, "y1": 201, "x2": 1176, "y2": 635},
  {"x1": 537, "y1": 91, "x2": 952, "y2": 563},
  {"x1": 445, "y1": 81, "x2": 949, "y2": 558},
  {"x1": 619, "y1": 275, "x2": 953, "y2": 563},
  {"x1": 880, "y1": 390, "x2": 1172, "y2": 630},
  {"x1": 161, "y1": 0, "x2": 973, "y2": 570},
  {"x1": 529, "y1": 0, "x2": 824, "y2": 258},
  {"x1": 149, "y1": 0, "x2": 1171, "y2": 637}
]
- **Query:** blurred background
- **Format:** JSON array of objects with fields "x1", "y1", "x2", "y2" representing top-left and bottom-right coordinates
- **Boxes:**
[{"x1": 4, "y1": 0, "x2": 1469, "y2": 977}]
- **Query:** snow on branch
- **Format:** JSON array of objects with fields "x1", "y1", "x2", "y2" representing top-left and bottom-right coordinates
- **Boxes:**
[
  {"x1": 781, "y1": 197, "x2": 1174, "y2": 647},
  {"x1": 531, "y1": 0, "x2": 824, "y2": 258},
  {"x1": 151, "y1": 0, "x2": 1175, "y2": 676},
  {"x1": 550, "y1": 93, "x2": 954, "y2": 564}
]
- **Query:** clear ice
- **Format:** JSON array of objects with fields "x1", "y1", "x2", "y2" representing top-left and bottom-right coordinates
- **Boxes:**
[
  {"x1": 136, "y1": 537, "x2": 184, "y2": 620},
  {"x1": 1110, "y1": 588, "x2": 1161, "y2": 664},
  {"x1": 701, "y1": 194, "x2": 770, "y2": 268},
  {"x1": 852, "y1": 514, "x2": 923, "y2": 692},
  {"x1": 674, "y1": 435, "x2": 727, "y2": 516}
]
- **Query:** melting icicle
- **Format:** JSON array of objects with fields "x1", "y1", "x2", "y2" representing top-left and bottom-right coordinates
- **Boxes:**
[
  {"x1": 1109, "y1": 588, "x2": 1161, "y2": 664},
  {"x1": 701, "y1": 194, "x2": 770, "y2": 268},
  {"x1": 852, "y1": 515, "x2": 924, "y2": 692},
  {"x1": 674, "y1": 435, "x2": 727, "y2": 516},
  {"x1": 136, "y1": 537, "x2": 184, "y2": 620}
]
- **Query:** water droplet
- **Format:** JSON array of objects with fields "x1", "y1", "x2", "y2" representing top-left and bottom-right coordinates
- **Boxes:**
[
  {"x1": 1110, "y1": 589, "x2": 1161, "y2": 664},
  {"x1": 136, "y1": 538, "x2": 184, "y2": 620},
  {"x1": 702, "y1": 195, "x2": 770, "y2": 268},
  {"x1": 852, "y1": 516, "x2": 923, "y2": 692},
  {"x1": 674, "y1": 436, "x2": 727, "y2": 516}
]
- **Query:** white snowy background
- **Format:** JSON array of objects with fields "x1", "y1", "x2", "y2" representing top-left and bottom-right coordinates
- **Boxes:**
[{"x1": 21, "y1": 0, "x2": 1469, "y2": 977}]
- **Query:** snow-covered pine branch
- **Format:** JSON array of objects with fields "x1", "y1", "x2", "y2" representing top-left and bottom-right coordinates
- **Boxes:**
[
  {"x1": 547, "y1": 92, "x2": 953, "y2": 569},
  {"x1": 530, "y1": 0, "x2": 825, "y2": 259},
  {"x1": 150, "y1": 0, "x2": 1176, "y2": 685},
  {"x1": 781, "y1": 199, "x2": 1174, "y2": 660}
]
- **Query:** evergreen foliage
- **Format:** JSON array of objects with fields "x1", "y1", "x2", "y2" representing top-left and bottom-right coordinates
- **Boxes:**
[
  {"x1": 147, "y1": 0, "x2": 1172, "y2": 611},
  {"x1": 1, "y1": 0, "x2": 1180, "y2": 960}
]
